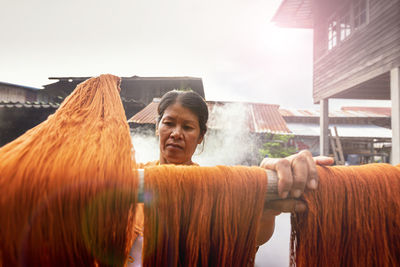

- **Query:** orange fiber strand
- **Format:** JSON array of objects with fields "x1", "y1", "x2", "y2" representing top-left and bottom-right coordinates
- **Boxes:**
[
  {"x1": 0, "y1": 75, "x2": 138, "y2": 266},
  {"x1": 291, "y1": 164, "x2": 400, "y2": 267},
  {"x1": 142, "y1": 165, "x2": 268, "y2": 267}
]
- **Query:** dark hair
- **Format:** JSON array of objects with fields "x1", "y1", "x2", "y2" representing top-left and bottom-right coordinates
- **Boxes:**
[{"x1": 157, "y1": 90, "x2": 208, "y2": 137}]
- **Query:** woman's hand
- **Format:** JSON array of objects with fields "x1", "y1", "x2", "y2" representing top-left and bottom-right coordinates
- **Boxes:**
[
  {"x1": 260, "y1": 150, "x2": 333, "y2": 212},
  {"x1": 255, "y1": 151, "x2": 333, "y2": 246}
]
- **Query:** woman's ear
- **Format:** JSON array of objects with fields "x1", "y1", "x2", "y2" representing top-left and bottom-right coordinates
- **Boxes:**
[
  {"x1": 197, "y1": 134, "x2": 204, "y2": 144},
  {"x1": 155, "y1": 127, "x2": 159, "y2": 136}
]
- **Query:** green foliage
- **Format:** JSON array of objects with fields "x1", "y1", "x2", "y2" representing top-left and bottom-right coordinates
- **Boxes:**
[{"x1": 259, "y1": 133, "x2": 296, "y2": 158}]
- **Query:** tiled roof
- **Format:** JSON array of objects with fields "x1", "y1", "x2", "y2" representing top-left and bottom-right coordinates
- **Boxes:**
[
  {"x1": 0, "y1": 101, "x2": 60, "y2": 109},
  {"x1": 129, "y1": 100, "x2": 291, "y2": 134}
]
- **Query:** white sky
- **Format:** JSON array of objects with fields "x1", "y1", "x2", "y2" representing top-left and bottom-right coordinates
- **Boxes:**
[{"x1": 1, "y1": 0, "x2": 390, "y2": 109}]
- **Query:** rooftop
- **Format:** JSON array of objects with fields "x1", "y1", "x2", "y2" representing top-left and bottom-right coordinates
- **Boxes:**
[
  {"x1": 271, "y1": 0, "x2": 313, "y2": 28},
  {"x1": 129, "y1": 99, "x2": 291, "y2": 134}
]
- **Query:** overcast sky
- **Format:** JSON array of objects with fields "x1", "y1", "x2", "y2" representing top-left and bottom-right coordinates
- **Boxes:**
[{"x1": 1, "y1": 0, "x2": 389, "y2": 109}]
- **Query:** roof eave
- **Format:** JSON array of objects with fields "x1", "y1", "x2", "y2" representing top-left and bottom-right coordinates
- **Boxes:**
[{"x1": 271, "y1": 0, "x2": 313, "y2": 29}]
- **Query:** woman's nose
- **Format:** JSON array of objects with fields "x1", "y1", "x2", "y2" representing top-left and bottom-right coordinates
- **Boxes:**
[{"x1": 170, "y1": 127, "x2": 182, "y2": 138}]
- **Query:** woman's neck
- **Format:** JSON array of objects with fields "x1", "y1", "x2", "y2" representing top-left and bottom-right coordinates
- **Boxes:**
[{"x1": 159, "y1": 156, "x2": 194, "y2": 166}]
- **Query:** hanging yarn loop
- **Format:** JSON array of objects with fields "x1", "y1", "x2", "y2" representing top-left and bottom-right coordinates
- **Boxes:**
[
  {"x1": 291, "y1": 164, "x2": 400, "y2": 267},
  {"x1": 1, "y1": 74, "x2": 400, "y2": 267},
  {"x1": 0, "y1": 75, "x2": 138, "y2": 266}
]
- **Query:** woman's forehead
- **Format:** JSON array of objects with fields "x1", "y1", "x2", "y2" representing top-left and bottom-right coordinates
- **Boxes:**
[{"x1": 162, "y1": 103, "x2": 199, "y2": 122}]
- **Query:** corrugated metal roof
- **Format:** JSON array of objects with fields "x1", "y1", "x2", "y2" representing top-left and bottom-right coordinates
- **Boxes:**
[
  {"x1": 128, "y1": 100, "x2": 159, "y2": 124},
  {"x1": 279, "y1": 108, "x2": 319, "y2": 117},
  {"x1": 251, "y1": 103, "x2": 290, "y2": 133},
  {"x1": 129, "y1": 100, "x2": 291, "y2": 134},
  {"x1": 341, "y1": 106, "x2": 391, "y2": 116},
  {"x1": 48, "y1": 76, "x2": 202, "y2": 81},
  {"x1": 0, "y1": 101, "x2": 60, "y2": 109},
  {"x1": 0, "y1": 81, "x2": 41, "y2": 91},
  {"x1": 287, "y1": 123, "x2": 392, "y2": 139},
  {"x1": 280, "y1": 108, "x2": 390, "y2": 118}
]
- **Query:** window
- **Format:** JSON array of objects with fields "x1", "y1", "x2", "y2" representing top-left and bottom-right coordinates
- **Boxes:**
[
  {"x1": 327, "y1": 0, "x2": 368, "y2": 50},
  {"x1": 339, "y1": 13, "x2": 351, "y2": 41},
  {"x1": 328, "y1": 20, "x2": 338, "y2": 50},
  {"x1": 353, "y1": 0, "x2": 367, "y2": 29}
]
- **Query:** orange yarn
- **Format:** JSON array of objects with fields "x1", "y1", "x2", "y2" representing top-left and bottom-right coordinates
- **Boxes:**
[
  {"x1": 142, "y1": 165, "x2": 267, "y2": 266},
  {"x1": 0, "y1": 75, "x2": 268, "y2": 267},
  {"x1": 2, "y1": 74, "x2": 400, "y2": 267},
  {"x1": 0, "y1": 75, "x2": 138, "y2": 266},
  {"x1": 291, "y1": 164, "x2": 400, "y2": 267}
]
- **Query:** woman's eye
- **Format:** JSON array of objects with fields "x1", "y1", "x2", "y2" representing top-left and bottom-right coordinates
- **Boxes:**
[
  {"x1": 164, "y1": 121, "x2": 173, "y2": 126},
  {"x1": 183, "y1": 125, "x2": 194, "y2": 130}
]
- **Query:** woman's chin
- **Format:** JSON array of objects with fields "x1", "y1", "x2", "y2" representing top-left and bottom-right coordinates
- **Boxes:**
[{"x1": 165, "y1": 156, "x2": 189, "y2": 165}]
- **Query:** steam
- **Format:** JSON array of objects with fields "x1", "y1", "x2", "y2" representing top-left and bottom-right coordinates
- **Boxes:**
[
  {"x1": 130, "y1": 128, "x2": 159, "y2": 164},
  {"x1": 130, "y1": 103, "x2": 262, "y2": 166},
  {"x1": 194, "y1": 103, "x2": 261, "y2": 166}
]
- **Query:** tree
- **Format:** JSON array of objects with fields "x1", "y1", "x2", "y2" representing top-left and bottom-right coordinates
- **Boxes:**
[{"x1": 259, "y1": 133, "x2": 296, "y2": 159}]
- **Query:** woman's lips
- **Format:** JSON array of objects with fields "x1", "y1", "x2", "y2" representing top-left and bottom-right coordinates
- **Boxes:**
[{"x1": 166, "y1": 143, "x2": 183, "y2": 150}]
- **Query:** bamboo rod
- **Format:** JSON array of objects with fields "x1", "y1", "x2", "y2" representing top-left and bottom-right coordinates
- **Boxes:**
[{"x1": 136, "y1": 169, "x2": 281, "y2": 202}]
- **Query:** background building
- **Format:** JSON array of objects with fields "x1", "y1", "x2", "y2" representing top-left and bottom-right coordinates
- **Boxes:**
[{"x1": 272, "y1": 0, "x2": 400, "y2": 163}]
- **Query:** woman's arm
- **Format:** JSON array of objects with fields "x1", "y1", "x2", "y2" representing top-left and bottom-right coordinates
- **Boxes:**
[
  {"x1": 256, "y1": 151, "x2": 334, "y2": 246},
  {"x1": 256, "y1": 209, "x2": 281, "y2": 245}
]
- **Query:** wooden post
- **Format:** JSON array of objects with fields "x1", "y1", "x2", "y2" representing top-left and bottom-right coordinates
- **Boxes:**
[
  {"x1": 391, "y1": 67, "x2": 400, "y2": 164},
  {"x1": 328, "y1": 127, "x2": 345, "y2": 165},
  {"x1": 137, "y1": 168, "x2": 282, "y2": 202},
  {"x1": 320, "y1": 98, "x2": 329, "y2": 156}
]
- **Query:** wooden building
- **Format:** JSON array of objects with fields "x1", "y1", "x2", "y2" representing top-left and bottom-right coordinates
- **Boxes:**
[
  {"x1": 280, "y1": 107, "x2": 392, "y2": 164},
  {"x1": 0, "y1": 81, "x2": 40, "y2": 102},
  {"x1": 0, "y1": 76, "x2": 203, "y2": 146},
  {"x1": 0, "y1": 82, "x2": 59, "y2": 146},
  {"x1": 41, "y1": 76, "x2": 205, "y2": 118},
  {"x1": 272, "y1": 0, "x2": 400, "y2": 163}
]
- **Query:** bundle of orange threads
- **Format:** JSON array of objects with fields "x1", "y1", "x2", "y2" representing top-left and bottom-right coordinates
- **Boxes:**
[
  {"x1": 143, "y1": 165, "x2": 267, "y2": 266},
  {"x1": 0, "y1": 74, "x2": 138, "y2": 266},
  {"x1": 291, "y1": 164, "x2": 400, "y2": 267},
  {"x1": 0, "y1": 75, "x2": 268, "y2": 267},
  {"x1": 2, "y1": 73, "x2": 400, "y2": 267}
]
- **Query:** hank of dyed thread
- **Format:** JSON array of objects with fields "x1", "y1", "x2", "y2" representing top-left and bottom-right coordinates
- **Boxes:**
[
  {"x1": 142, "y1": 165, "x2": 268, "y2": 267},
  {"x1": 0, "y1": 74, "x2": 138, "y2": 266},
  {"x1": 291, "y1": 164, "x2": 400, "y2": 267}
]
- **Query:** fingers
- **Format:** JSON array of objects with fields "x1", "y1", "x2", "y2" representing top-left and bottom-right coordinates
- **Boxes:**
[
  {"x1": 306, "y1": 153, "x2": 318, "y2": 189},
  {"x1": 265, "y1": 199, "x2": 307, "y2": 213},
  {"x1": 314, "y1": 156, "x2": 334, "y2": 166},
  {"x1": 289, "y1": 151, "x2": 309, "y2": 197},
  {"x1": 260, "y1": 150, "x2": 321, "y2": 200},
  {"x1": 261, "y1": 158, "x2": 293, "y2": 199}
]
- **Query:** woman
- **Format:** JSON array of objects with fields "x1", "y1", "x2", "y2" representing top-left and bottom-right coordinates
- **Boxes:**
[{"x1": 129, "y1": 90, "x2": 333, "y2": 265}]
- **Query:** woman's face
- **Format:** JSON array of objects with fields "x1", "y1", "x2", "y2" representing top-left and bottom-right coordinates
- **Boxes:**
[{"x1": 158, "y1": 102, "x2": 203, "y2": 165}]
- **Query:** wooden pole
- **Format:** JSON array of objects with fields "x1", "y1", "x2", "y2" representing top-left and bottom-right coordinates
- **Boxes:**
[
  {"x1": 391, "y1": 67, "x2": 400, "y2": 164},
  {"x1": 136, "y1": 168, "x2": 281, "y2": 203},
  {"x1": 320, "y1": 99, "x2": 329, "y2": 156}
]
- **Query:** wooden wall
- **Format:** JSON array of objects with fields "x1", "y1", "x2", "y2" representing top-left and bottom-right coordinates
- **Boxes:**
[
  {"x1": 313, "y1": 0, "x2": 400, "y2": 102},
  {"x1": 120, "y1": 78, "x2": 205, "y2": 105},
  {"x1": 43, "y1": 78, "x2": 205, "y2": 106},
  {"x1": 0, "y1": 85, "x2": 37, "y2": 102}
]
